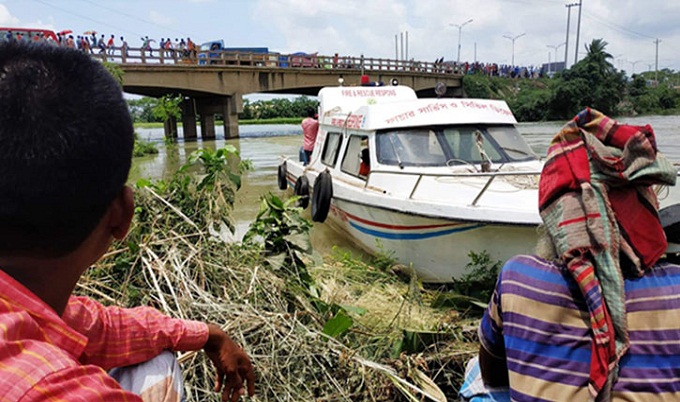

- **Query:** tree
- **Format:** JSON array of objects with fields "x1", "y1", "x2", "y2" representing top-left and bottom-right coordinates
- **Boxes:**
[{"x1": 549, "y1": 39, "x2": 626, "y2": 118}]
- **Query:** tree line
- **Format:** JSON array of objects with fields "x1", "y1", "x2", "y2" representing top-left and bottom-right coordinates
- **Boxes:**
[
  {"x1": 127, "y1": 95, "x2": 319, "y2": 123},
  {"x1": 463, "y1": 39, "x2": 680, "y2": 121}
]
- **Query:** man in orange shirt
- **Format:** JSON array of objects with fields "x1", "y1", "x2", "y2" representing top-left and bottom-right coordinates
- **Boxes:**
[{"x1": 0, "y1": 41, "x2": 255, "y2": 401}]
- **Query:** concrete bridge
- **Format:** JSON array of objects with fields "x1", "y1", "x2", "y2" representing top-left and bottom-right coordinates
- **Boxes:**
[{"x1": 101, "y1": 48, "x2": 464, "y2": 139}]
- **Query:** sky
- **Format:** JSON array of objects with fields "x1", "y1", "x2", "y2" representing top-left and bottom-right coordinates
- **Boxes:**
[{"x1": 2, "y1": 0, "x2": 679, "y2": 78}]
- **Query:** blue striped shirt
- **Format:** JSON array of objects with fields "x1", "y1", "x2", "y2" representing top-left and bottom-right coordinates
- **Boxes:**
[{"x1": 480, "y1": 255, "x2": 680, "y2": 401}]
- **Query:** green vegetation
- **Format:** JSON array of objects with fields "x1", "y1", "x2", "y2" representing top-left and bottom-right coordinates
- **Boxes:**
[
  {"x1": 241, "y1": 96, "x2": 318, "y2": 120},
  {"x1": 463, "y1": 38, "x2": 680, "y2": 121},
  {"x1": 132, "y1": 133, "x2": 158, "y2": 157},
  {"x1": 127, "y1": 95, "x2": 316, "y2": 124},
  {"x1": 103, "y1": 62, "x2": 124, "y2": 86},
  {"x1": 133, "y1": 117, "x2": 303, "y2": 130},
  {"x1": 78, "y1": 143, "x2": 501, "y2": 400}
]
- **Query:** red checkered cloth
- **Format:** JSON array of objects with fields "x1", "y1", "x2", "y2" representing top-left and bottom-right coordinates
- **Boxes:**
[{"x1": 538, "y1": 108, "x2": 676, "y2": 401}]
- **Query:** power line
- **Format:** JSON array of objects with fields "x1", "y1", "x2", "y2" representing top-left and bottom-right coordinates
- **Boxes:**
[
  {"x1": 583, "y1": 11, "x2": 656, "y2": 40},
  {"x1": 30, "y1": 0, "x2": 146, "y2": 38},
  {"x1": 75, "y1": 0, "x2": 192, "y2": 38}
]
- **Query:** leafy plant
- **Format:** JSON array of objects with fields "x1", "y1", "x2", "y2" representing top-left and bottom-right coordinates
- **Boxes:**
[
  {"x1": 244, "y1": 193, "x2": 313, "y2": 286},
  {"x1": 152, "y1": 94, "x2": 183, "y2": 122},
  {"x1": 430, "y1": 251, "x2": 502, "y2": 315},
  {"x1": 132, "y1": 132, "x2": 158, "y2": 157},
  {"x1": 103, "y1": 61, "x2": 124, "y2": 86}
]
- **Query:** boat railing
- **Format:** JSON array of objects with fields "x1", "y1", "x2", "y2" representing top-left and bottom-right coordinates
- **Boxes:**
[{"x1": 367, "y1": 168, "x2": 543, "y2": 207}]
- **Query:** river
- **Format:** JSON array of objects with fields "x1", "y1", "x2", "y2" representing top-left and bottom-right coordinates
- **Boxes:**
[{"x1": 132, "y1": 114, "x2": 680, "y2": 256}]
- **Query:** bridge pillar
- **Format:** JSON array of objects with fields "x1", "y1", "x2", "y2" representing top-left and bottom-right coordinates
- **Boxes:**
[
  {"x1": 195, "y1": 95, "x2": 242, "y2": 139},
  {"x1": 222, "y1": 94, "x2": 243, "y2": 140},
  {"x1": 199, "y1": 112, "x2": 216, "y2": 139},
  {"x1": 181, "y1": 98, "x2": 198, "y2": 140}
]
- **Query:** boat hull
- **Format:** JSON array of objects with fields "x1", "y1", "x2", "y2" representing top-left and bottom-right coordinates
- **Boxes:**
[{"x1": 326, "y1": 197, "x2": 538, "y2": 283}]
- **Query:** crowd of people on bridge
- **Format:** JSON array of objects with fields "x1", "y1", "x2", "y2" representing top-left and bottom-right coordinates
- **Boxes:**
[
  {"x1": 0, "y1": 30, "x2": 197, "y2": 62},
  {"x1": 1, "y1": 28, "x2": 547, "y2": 79}
]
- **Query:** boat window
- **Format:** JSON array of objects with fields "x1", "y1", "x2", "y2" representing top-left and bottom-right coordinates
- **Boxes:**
[
  {"x1": 341, "y1": 135, "x2": 369, "y2": 179},
  {"x1": 485, "y1": 126, "x2": 537, "y2": 161},
  {"x1": 321, "y1": 132, "x2": 343, "y2": 167},
  {"x1": 376, "y1": 125, "x2": 537, "y2": 167},
  {"x1": 376, "y1": 129, "x2": 448, "y2": 167},
  {"x1": 440, "y1": 127, "x2": 503, "y2": 164}
]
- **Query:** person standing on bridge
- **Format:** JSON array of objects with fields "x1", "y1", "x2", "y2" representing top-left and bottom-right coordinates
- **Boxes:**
[
  {"x1": 120, "y1": 36, "x2": 129, "y2": 58},
  {"x1": 0, "y1": 41, "x2": 255, "y2": 402},
  {"x1": 301, "y1": 108, "x2": 319, "y2": 165}
]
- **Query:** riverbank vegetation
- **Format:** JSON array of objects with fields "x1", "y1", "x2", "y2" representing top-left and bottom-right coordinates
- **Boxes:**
[
  {"x1": 81, "y1": 146, "x2": 486, "y2": 401},
  {"x1": 128, "y1": 95, "x2": 317, "y2": 125},
  {"x1": 464, "y1": 39, "x2": 680, "y2": 121}
]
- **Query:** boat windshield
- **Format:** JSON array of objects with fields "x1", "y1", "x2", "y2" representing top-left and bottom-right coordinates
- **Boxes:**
[{"x1": 375, "y1": 124, "x2": 537, "y2": 167}]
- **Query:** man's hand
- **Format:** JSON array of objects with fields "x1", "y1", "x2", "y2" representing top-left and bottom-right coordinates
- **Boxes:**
[{"x1": 203, "y1": 324, "x2": 255, "y2": 402}]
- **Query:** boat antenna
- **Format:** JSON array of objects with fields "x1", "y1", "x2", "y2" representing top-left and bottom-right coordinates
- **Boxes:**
[{"x1": 343, "y1": 112, "x2": 352, "y2": 135}]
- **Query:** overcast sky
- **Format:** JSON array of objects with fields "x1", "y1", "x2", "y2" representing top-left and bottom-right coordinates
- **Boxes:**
[{"x1": 2, "y1": 0, "x2": 678, "y2": 76}]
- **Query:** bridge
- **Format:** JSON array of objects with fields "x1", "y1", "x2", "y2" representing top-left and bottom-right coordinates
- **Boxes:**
[{"x1": 99, "y1": 47, "x2": 464, "y2": 139}]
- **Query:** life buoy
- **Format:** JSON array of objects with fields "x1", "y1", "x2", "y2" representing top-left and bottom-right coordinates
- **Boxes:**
[
  {"x1": 294, "y1": 176, "x2": 310, "y2": 209},
  {"x1": 277, "y1": 161, "x2": 288, "y2": 190},
  {"x1": 311, "y1": 171, "x2": 333, "y2": 222}
]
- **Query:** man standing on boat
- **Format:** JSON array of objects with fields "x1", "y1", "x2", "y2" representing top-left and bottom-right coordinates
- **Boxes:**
[
  {"x1": 461, "y1": 109, "x2": 680, "y2": 401},
  {"x1": 301, "y1": 108, "x2": 319, "y2": 165}
]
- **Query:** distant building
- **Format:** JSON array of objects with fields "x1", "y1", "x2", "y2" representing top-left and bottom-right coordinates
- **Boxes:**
[{"x1": 541, "y1": 61, "x2": 566, "y2": 77}]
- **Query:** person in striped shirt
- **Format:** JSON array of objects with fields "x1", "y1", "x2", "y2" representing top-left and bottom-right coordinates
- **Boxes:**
[
  {"x1": 0, "y1": 41, "x2": 255, "y2": 401},
  {"x1": 473, "y1": 110, "x2": 680, "y2": 401}
]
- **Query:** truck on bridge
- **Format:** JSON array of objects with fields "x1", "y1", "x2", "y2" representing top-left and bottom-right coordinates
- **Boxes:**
[{"x1": 198, "y1": 40, "x2": 279, "y2": 67}]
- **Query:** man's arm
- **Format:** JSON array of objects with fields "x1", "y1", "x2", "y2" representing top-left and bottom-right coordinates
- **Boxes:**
[
  {"x1": 62, "y1": 296, "x2": 208, "y2": 369},
  {"x1": 479, "y1": 344, "x2": 509, "y2": 387},
  {"x1": 63, "y1": 296, "x2": 255, "y2": 401}
]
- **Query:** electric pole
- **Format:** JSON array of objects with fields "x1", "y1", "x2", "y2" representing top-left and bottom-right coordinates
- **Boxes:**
[
  {"x1": 565, "y1": 2, "x2": 578, "y2": 69},
  {"x1": 574, "y1": 0, "x2": 583, "y2": 64},
  {"x1": 654, "y1": 38, "x2": 661, "y2": 84}
]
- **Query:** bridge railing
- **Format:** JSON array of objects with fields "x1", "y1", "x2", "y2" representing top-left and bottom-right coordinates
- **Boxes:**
[{"x1": 92, "y1": 46, "x2": 463, "y2": 75}]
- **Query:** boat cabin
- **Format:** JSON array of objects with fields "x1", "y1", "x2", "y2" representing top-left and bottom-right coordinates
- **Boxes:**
[{"x1": 312, "y1": 85, "x2": 538, "y2": 184}]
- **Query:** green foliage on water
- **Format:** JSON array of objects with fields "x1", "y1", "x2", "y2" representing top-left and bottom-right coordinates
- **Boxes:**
[
  {"x1": 132, "y1": 133, "x2": 158, "y2": 157},
  {"x1": 152, "y1": 94, "x2": 183, "y2": 122},
  {"x1": 464, "y1": 38, "x2": 680, "y2": 121},
  {"x1": 241, "y1": 96, "x2": 319, "y2": 120},
  {"x1": 128, "y1": 95, "x2": 315, "y2": 125}
]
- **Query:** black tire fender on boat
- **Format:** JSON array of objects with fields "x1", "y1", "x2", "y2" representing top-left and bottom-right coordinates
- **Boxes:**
[
  {"x1": 277, "y1": 161, "x2": 288, "y2": 190},
  {"x1": 311, "y1": 171, "x2": 333, "y2": 223},
  {"x1": 660, "y1": 204, "x2": 680, "y2": 245},
  {"x1": 294, "y1": 175, "x2": 310, "y2": 209}
]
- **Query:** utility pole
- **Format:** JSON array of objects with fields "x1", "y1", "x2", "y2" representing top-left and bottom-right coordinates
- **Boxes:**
[
  {"x1": 503, "y1": 33, "x2": 525, "y2": 66},
  {"x1": 450, "y1": 19, "x2": 473, "y2": 65},
  {"x1": 574, "y1": 0, "x2": 583, "y2": 64},
  {"x1": 654, "y1": 38, "x2": 661, "y2": 84},
  {"x1": 395, "y1": 34, "x2": 398, "y2": 60},
  {"x1": 400, "y1": 32, "x2": 404, "y2": 60},
  {"x1": 405, "y1": 31, "x2": 409, "y2": 61},
  {"x1": 565, "y1": 2, "x2": 578, "y2": 69}
]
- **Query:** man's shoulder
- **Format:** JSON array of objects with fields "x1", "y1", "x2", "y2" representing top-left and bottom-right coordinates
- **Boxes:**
[{"x1": 0, "y1": 334, "x2": 83, "y2": 399}]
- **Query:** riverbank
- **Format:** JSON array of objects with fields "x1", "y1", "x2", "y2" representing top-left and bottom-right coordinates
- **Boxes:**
[{"x1": 90, "y1": 148, "x2": 481, "y2": 401}]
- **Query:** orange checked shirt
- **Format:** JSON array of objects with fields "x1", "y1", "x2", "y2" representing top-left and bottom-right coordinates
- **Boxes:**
[{"x1": 0, "y1": 269, "x2": 209, "y2": 401}]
